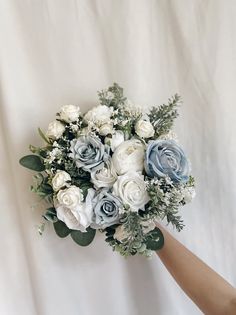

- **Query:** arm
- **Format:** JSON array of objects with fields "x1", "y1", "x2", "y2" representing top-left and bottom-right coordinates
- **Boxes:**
[{"x1": 156, "y1": 224, "x2": 236, "y2": 315}]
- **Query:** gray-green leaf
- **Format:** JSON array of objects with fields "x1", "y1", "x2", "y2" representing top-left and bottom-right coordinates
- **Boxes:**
[
  {"x1": 71, "y1": 227, "x2": 96, "y2": 246},
  {"x1": 53, "y1": 221, "x2": 71, "y2": 238},
  {"x1": 19, "y1": 155, "x2": 45, "y2": 172}
]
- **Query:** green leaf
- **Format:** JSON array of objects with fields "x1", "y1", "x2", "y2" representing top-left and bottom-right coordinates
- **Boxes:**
[
  {"x1": 53, "y1": 221, "x2": 71, "y2": 238},
  {"x1": 38, "y1": 127, "x2": 51, "y2": 144},
  {"x1": 43, "y1": 207, "x2": 58, "y2": 223},
  {"x1": 145, "y1": 228, "x2": 164, "y2": 251},
  {"x1": 19, "y1": 155, "x2": 45, "y2": 172},
  {"x1": 71, "y1": 227, "x2": 96, "y2": 246}
]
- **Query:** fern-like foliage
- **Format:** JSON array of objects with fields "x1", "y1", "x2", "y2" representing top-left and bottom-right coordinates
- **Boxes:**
[{"x1": 148, "y1": 94, "x2": 181, "y2": 137}]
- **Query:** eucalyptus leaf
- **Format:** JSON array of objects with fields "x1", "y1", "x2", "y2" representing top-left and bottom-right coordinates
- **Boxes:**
[
  {"x1": 53, "y1": 221, "x2": 71, "y2": 238},
  {"x1": 43, "y1": 207, "x2": 58, "y2": 223},
  {"x1": 19, "y1": 155, "x2": 45, "y2": 172},
  {"x1": 145, "y1": 228, "x2": 164, "y2": 251},
  {"x1": 71, "y1": 227, "x2": 96, "y2": 246}
]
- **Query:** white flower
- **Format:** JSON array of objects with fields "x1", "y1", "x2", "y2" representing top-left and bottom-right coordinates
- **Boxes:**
[
  {"x1": 60, "y1": 104, "x2": 80, "y2": 122},
  {"x1": 182, "y1": 186, "x2": 196, "y2": 203},
  {"x1": 52, "y1": 171, "x2": 71, "y2": 191},
  {"x1": 46, "y1": 120, "x2": 65, "y2": 139},
  {"x1": 99, "y1": 123, "x2": 113, "y2": 136},
  {"x1": 57, "y1": 186, "x2": 83, "y2": 209},
  {"x1": 112, "y1": 139, "x2": 145, "y2": 175},
  {"x1": 56, "y1": 185, "x2": 93, "y2": 232},
  {"x1": 84, "y1": 105, "x2": 112, "y2": 126},
  {"x1": 113, "y1": 171, "x2": 149, "y2": 211},
  {"x1": 113, "y1": 225, "x2": 130, "y2": 242},
  {"x1": 91, "y1": 159, "x2": 117, "y2": 189},
  {"x1": 105, "y1": 130, "x2": 125, "y2": 152},
  {"x1": 56, "y1": 203, "x2": 92, "y2": 232},
  {"x1": 135, "y1": 119, "x2": 154, "y2": 138}
]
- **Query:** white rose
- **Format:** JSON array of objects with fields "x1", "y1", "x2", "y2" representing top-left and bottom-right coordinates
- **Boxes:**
[
  {"x1": 113, "y1": 171, "x2": 149, "y2": 211},
  {"x1": 60, "y1": 104, "x2": 80, "y2": 122},
  {"x1": 112, "y1": 139, "x2": 145, "y2": 175},
  {"x1": 135, "y1": 119, "x2": 154, "y2": 138},
  {"x1": 46, "y1": 120, "x2": 65, "y2": 139},
  {"x1": 99, "y1": 123, "x2": 113, "y2": 136},
  {"x1": 84, "y1": 105, "x2": 112, "y2": 126},
  {"x1": 91, "y1": 159, "x2": 117, "y2": 189},
  {"x1": 57, "y1": 185, "x2": 83, "y2": 209},
  {"x1": 113, "y1": 225, "x2": 130, "y2": 242},
  {"x1": 105, "y1": 130, "x2": 124, "y2": 152},
  {"x1": 52, "y1": 171, "x2": 71, "y2": 191},
  {"x1": 183, "y1": 187, "x2": 196, "y2": 203},
  {"x1": 56, "y1": 202, "x2": 92, "y2": 232},
  {"x1": 56, "y1": 185, "x2": 93, "y2": 232}
]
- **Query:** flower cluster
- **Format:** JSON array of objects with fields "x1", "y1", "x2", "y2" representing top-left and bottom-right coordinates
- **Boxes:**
[{"x1": 20, "y1": 83, "x2": 195, "y2": 257}]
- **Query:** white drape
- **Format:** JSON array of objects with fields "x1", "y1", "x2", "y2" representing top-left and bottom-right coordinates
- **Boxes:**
[{"x1": 0, "y1": 1, "x2": 235, "y2": 314}]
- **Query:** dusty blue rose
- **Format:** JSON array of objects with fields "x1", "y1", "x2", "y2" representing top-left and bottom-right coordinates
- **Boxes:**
[
  {"x1": 87, "y1": 188, "x2": 122, "y2": 229},
  {"x1": 145, "y1": 140, "x2": 189, "y2": 183},
  {"x1": 69, "y1": 135, "x2": 109, "y2": 172}
]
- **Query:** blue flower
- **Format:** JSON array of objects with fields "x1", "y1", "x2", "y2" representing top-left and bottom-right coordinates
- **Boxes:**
[
  {"x1": 87, "y1": 189, "x2": 122, "y2": 229},
  {"x1": 69, "y1": 135, "x2": 109, "y2": 172},
  {"x1": 145, "y1": 140, "x2": 189, "y2": 183}
]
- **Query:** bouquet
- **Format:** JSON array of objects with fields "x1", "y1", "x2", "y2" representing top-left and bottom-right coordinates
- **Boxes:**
[{"x1": 20, "y1": 83, "x2": 195, "y2": 257}]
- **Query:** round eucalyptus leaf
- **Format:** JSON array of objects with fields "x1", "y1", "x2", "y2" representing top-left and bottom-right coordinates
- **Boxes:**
[
  {"x1": 19, "y1": 155, "x2": 45, "y2": 172},
  {"x1": 71, "y1": 227, "x2": 96, "y2": 246},
  {"x1": 146, "y1": 228, "x2": 164, "y2": 251},
  {"x1": 53, "y1": 220, "x2": 71, "y2": 238}
]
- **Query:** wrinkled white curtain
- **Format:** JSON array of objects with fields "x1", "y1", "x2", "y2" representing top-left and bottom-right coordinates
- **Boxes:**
[{"x1": 0, "y1": 1, "x2": 236, "y2": 314}]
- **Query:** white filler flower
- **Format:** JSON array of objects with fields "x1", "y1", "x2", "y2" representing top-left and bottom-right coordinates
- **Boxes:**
[
  {"x1": 135, "y1": 119, "x2": 154, "y2": 138},
  {"x1": 113, "y1": 171, "x2": 149, "y2": 211},
  {"x1": 60, "y1": 104, "x2": 80, "y2": 123},
  {"x1": 46, "y1": 120, "x2": 65, "y2": 139},
  {"x1": 52, "y1": 170, "x2": 71, "y2": 191},
  {"x1": 112, "y1": 139, "x2": 145, "y2": 175}
]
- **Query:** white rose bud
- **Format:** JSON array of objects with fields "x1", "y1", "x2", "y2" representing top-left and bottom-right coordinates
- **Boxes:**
[
  {"x1": 52, "y1": 171, "x2": 71, "y2": 191},
  {"x1": 99, "y1": 123, "x2": 113, "y2": 136},
  {"x1": 113, "y1": 171, "x2": 149, "y2": 211},
  {"x1": 105, "y1": 130, "x2": 124, "y2": 152},
  {"x1": 57, "y1": 186, "x2": 83, "y2": 209},
  {"x1": 135, "y1": 119, "x2": 154, "y2": 138},
  {"x1": 46, "y1": 120, "x2": 65, "y2": 140},
  {"x1": 112, "y1": 139, "x2": 145, "y2": 175},
  {"x1": 60, "y1": 104, "x2": 80, "y2": 123}
]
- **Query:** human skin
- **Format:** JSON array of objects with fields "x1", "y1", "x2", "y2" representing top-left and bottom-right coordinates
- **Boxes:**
[{"x1": 156, "y1": 224, "x2": 236, "y2": 315}]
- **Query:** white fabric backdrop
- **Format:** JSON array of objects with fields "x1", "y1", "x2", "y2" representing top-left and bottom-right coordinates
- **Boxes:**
[{"x1": 0, "y1": 1, "x2": 236, "y2": 314}]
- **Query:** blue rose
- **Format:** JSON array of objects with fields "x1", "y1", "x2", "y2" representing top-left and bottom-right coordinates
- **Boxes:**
[
  {"x1": 145, "y1": 140, "x2": 189, "y2": 183},
  {"x1": 87, "y1": 189, "x2": 122, "y2": 229},
  {"x1": 69, "y1": 135, "x2": 109, "y2": 172}
]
